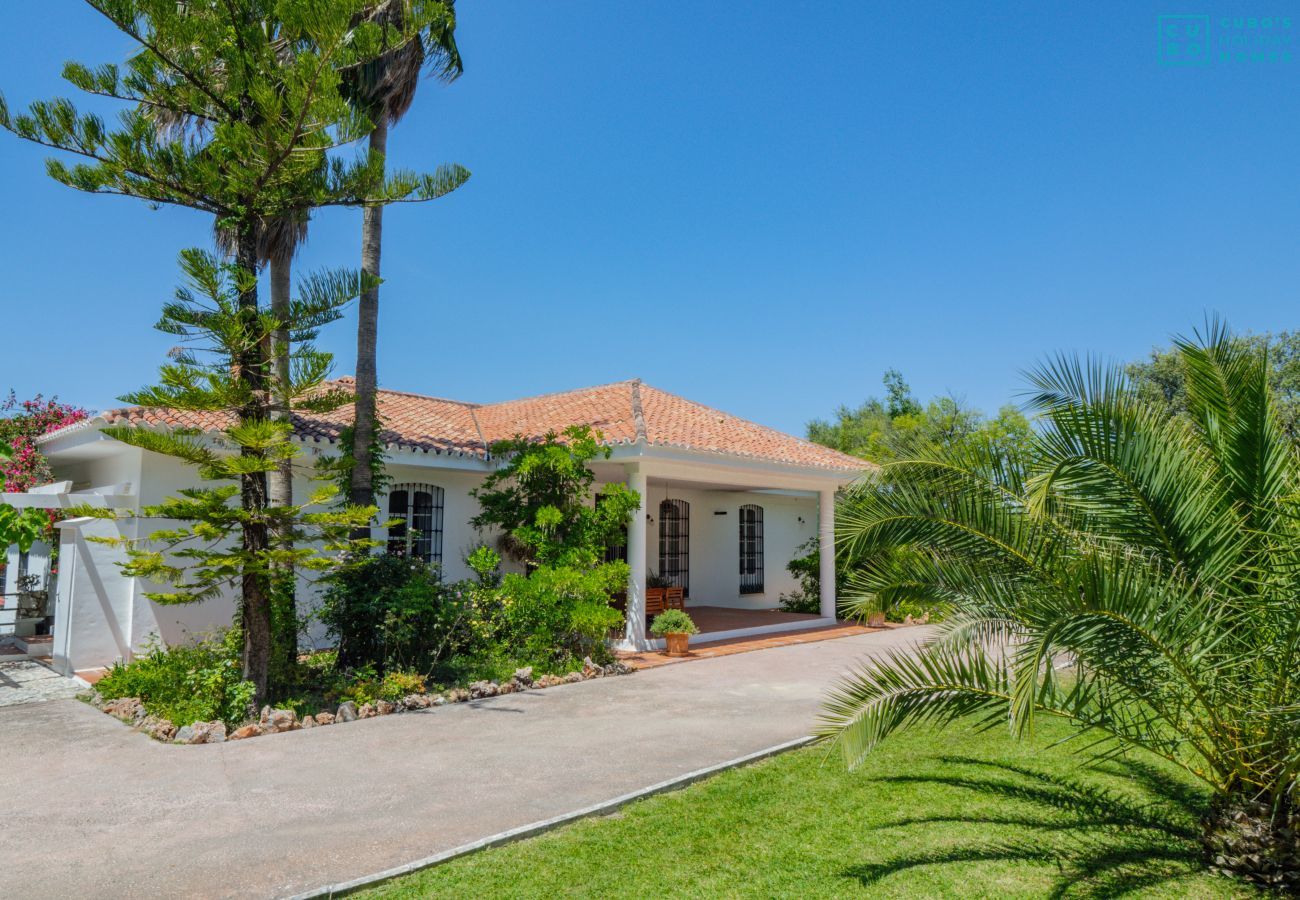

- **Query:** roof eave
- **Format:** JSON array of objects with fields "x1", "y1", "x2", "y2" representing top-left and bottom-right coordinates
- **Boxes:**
[{"x1": 607, "y1": 440, "x2": 866, "y2": 485}]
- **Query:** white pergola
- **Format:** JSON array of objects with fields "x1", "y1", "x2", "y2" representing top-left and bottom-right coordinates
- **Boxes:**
[{"x1": 1, "y1": 482, "x2": 135, "y2": 674}]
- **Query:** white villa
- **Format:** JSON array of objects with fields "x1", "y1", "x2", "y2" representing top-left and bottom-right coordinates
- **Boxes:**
[{"x1": 2, "y1": 378, "x2": 865, "y2": 675}]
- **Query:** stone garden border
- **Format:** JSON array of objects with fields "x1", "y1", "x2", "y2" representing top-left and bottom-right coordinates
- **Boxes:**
[{"x1": 84, "y1": 657, "x2": 634, "y2": 745}]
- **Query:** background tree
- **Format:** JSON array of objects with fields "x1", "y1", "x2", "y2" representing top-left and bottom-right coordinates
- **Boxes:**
[
  {"x1": 801, "y1": 370, "x2": 1032, "y2": 619},
  {"x1": 1128, "y1": 329, "x2": 1300, "y2": 436},
  {"x1": 821, "y1": 322, "x2": 1300, "y2": 891},
  {"x1": 0, "y1": 0, "x2": 465, "y2": 701},
  {"x1": 343, "y1": 0, "x2": 464, "y2": 539},
  {"x1": 807, "y1": 369, "x2": 1032, "y2": 464}
]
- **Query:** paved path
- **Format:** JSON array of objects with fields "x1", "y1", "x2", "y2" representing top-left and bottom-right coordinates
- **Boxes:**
[
  {"x1": 0, "y1": 627, "x2": 931, "y2": 899},
  {"x1": 0, "y1": 659, "x2": 83, "y2": 708}
]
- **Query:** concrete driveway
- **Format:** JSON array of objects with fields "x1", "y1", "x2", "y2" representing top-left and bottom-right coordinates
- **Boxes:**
[{"x1": 0, "y1": 627, "x2": 931, "y2": 899}]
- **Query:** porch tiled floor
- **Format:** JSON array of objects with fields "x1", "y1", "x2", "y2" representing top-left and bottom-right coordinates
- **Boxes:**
[
  {"x1": 619, "y1": 617, "x2": 887, "y2": 669},
  {"x1": 685, "y1": 605, "x2": 826, "y2": 633}
]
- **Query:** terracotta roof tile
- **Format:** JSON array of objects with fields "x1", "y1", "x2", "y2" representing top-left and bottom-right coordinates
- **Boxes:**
[
  {"x1": 474, "y1": 382, "x2": 641, "y2": 446},
  {"x1": 85, "y1": 378, "x2": 866, "y2": 472},
  {"x1": 635, "y1": 382, "x2": 862, "y2": 471},
  {"x1": 101, "y1": 381, "x2": 486, "y2": 457}
]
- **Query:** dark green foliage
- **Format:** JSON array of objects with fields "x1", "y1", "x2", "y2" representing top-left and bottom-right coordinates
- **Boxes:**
[
  {"x1": 317, "y1": 420, "x2": 392, "y2": 510},
  {"x1": 314, "y1": 542, "x2": 615, "y2": 700},
  {"x1": 806, "y1": 371, "x2": 1020, "y2": 622},
  {"x1": 645, "y1": 570, "x2": 671, "y2": 589},
  {"x1": 471, "y1": 425, "x2": 639, "y2": 568},
  {"x1": 94, "y1": 252, "x2": 375, "y2": 605},
  {"x1": 83, "y1": 250, "x2": 375, "y2": 708},
  {"x1": 497, "y1": 563, "x2": 626, "y2": 666},
  {"x1": 469, "y1": 426, "x2": 639, "y2": 666},
  {"x1": 0, "y1": 1, "x2": 469, "y2": 706},
  {"x1": 319, "y1": 554, "x2": 472, "y2": 675},
  {"x1": 1128, "y1": 329, "x2": 1300, "y2": 437},
  {"x1": 95, "y1": 631, "x2": 255, "y2": 729},
  {"x1": 776, "y1": 591, "x2": 820, "y2": 615},
  {"x1": 778, "y1": 536, "x2": 843, "y2": 615},
  {"x1": 0, "y1": 1, "x2": 469, "y2": 223}
]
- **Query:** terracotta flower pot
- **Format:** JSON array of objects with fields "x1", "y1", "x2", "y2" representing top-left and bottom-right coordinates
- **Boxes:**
[{"x1": 664, "y1": 632, "x2": 691, "y2": 657}]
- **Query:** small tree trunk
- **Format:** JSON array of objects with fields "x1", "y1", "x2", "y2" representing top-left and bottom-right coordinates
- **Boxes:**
[
  {"x1": 269, "y1": 254, "x2": 294, "y2": 516},
  {"x1": 235, "y1": 225, "x2": 273, "y2": 707},
  {"x1": 268, "y1": 253, "x2": 297, "y2": 669},
  {"x1": 350, "y1": 117, "x2": 388, "y2": 541}
]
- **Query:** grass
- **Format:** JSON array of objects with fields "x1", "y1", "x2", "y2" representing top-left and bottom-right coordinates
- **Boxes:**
[{"x1": 359, "y1": 718, "x2": 1255, "y2": 899}]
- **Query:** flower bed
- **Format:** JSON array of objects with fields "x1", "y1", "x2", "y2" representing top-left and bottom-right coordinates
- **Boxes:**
[{"x1": 84, "y1": 657, "x2": 634, "y2": 744}]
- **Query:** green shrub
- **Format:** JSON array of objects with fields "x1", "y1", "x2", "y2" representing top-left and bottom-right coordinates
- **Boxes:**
[
  {"x1": 778, "y1": 590, "x2": 820, "y2": 615},
  {"x1": 649, "y1": 609, "x2": 698, "y2": 636},
  {"x1": 95, "y1": 630, "x2": 255, "y2": 727},
  {"x1": 319, "y1": 555, "x2": 473, "y2": 675},
  {"x1": 889, "y1": 597, "x2": 944, "y2": 623},
  {"x1": 340, "y1": 668, "x2": 428, "y2": 705},
  {"x1": 497, "y1": 562, "x2": 626, "y2": 667}
]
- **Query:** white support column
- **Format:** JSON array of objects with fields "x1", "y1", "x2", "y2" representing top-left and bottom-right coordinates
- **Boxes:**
[
  {"x1": 819, "y1": 488, "x2": 837, "y2": 621},
  {"x1": 624, "y1": 467, "x2": 649, "y2": 648}
]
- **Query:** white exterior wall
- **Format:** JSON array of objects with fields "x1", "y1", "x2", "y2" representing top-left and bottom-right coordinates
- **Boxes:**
[
  {"x1": 375, "y1": 464, "x2": 495, "y2": 583},
  {"x1": 47, "y1": 446, "x2": 508, "y2": 655}
]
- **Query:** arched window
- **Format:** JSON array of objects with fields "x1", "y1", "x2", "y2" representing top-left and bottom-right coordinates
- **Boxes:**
[
  {"x1": 386, "y1": 483, "x2": 445, "y2": 566},
  {"x1": 739, "y1": 504, "x2": 764, "y2": 594},
  {"x1": 658, "y1": 498, "x2": 690, "y2": 596}
]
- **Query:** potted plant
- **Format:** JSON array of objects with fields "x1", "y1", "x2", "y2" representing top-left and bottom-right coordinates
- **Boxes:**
[{"x1": 650, "y1": 609, "x2": 699, "y2": 658}]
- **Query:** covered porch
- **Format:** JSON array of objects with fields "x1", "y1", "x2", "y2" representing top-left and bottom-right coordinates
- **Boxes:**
[{"x1": 595, "y1": 449, "x2": 851, "y2": 652}]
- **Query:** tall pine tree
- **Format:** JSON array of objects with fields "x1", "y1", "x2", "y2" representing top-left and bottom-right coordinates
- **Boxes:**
[{"x1": 0, "y1": 0, "x2": 467, "y2": 702}]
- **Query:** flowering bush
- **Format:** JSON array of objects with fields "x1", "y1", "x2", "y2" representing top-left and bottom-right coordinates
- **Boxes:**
[
  {"x1": 0, "y1": 394, "x2": 88, "y2": 574},
  {"x1": 0, "y1": 393, "x2": 88, "y2": 493}
]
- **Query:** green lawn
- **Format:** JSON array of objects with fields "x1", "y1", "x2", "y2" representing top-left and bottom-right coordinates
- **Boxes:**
[{"x1": 361, "y1": 719, "x2": 1254, "y2": 899}]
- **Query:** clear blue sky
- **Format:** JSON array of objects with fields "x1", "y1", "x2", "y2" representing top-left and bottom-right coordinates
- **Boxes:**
[{"x1": 1, "y1": 2, "x2": 1297, "y2": 436}]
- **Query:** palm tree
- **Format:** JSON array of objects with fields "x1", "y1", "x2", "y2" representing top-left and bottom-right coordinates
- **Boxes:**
[
  {"x1": 344, "y1": 0, "x2": 462, "y2": 536},
  {"x1": 820, "y1": 322, "x2": 1300, "y2": 890}
]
